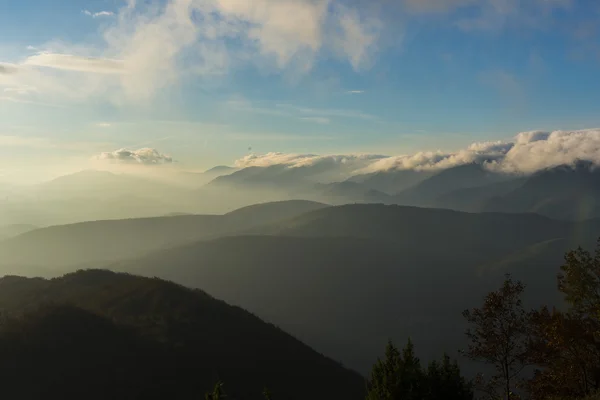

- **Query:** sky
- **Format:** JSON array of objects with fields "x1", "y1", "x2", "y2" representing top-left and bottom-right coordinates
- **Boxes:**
[{"x1": 1, "y1": 0, "x2": 600, "y2": 183}]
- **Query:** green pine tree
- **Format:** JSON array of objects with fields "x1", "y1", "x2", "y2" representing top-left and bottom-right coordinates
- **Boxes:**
[
  {"x1": 425, "y1": 354, "x2": 473, "y2": 400},
  {"x1": 365, "y1": 339, "x2": 424, "y2": 400},
  {"x1": 205, "y1": 381, "x2": 225, "y2": 400}
]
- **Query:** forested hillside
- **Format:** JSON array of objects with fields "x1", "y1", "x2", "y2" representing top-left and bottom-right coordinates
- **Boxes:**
[{"x1": 0, "y1": 270, "x2": 364, "y2": 400}]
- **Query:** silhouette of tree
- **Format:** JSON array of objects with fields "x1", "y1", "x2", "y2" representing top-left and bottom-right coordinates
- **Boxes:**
[
  {"x1": 425, "y1": 354, "x2": 473, "y2": 400},
  {"x1": 526, "y1": 240, "x2": 600, "y2": 399},
  {"x1": 366, "y1": 339, "x2": 423, "y2": 400},
  {"x1": 366, "y1": 339, "x2": 471, "y2": 400},
  {"x1": 462, "y1": 274, "x2": 531, "y2": 399},
  {"x1": 205, "y1": 381, "x2": 226, "y2": 400},
  {"x1": 262, "y1": 387, "x2": 272, "y2": 400}
]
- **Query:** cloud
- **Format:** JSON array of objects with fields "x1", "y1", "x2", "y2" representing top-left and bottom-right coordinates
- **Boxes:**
[
  {"x1": 300, "y1": 117, "x2": 330, "y2": 124},
  {"x1": 0, "y1": 63, "x2": 18, "y2": 74},
  {"x1": 0, "y1": 96, "x2": 66, "y2": 108},
  {"x1": 346, "y1": 90, "x2": 364, "y2": 94},
  {"x1": 234, "y1": 152, "x2": 387, "y2": 181},
  {"x1": 3, "y1": 86, "x2": 38, "y2": 95},
  {"x1": 362, "y1": 140, "x2": 514, "y2": 173},
  {"x1": 0, "y1": 135, "x2": 112, "y2": 151},
  {"x1": 496, "y1": 129, "x2": 600, "y2": 174},
  {"x1": 226, "y1": 97, "x2": 380, "y2": 123},
  {"x1": 275, "y1": 103, "x2": 380, "y2": 121},
  {"x1": 232, "y1": 129, "x2": 600, "y2": 178},
  {"x1": 333, "y1": 4, "x2": 382, "y2": 71},
  {"x1": 103, "y1": 0, "x2": 383, "y2": 99},
  {"x1": 95, "y1": 148, "x2": 173, "y2": 165},
  {"x1": 0, "y1": 0, "x2": 385, "y2": 104},
  {"x1": 23, "y1": 53, "x2": 125, "y2": 74},
  {"x1": 96, "y1": 122, "x2": 112, "y2": 128},
  {"x1": 83, "y1": 10, "x2": 115, "y2": 18}
]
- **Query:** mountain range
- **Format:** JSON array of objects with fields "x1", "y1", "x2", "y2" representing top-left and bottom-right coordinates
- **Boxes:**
[
  {"x1": 1, "y1": 200, "x2": 596, "y2": 376},
  {"x1": 5, "y1": 159, "x2": 600, "y2": 227}
]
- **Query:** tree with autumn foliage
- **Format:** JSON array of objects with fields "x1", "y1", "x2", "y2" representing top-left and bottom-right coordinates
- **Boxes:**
[
  {"x1": 525, "y1": 241, "x2": 600, "y2": 399},
  {"x1": 461, "y1": 275, "x2": 531, "y2": 400}
]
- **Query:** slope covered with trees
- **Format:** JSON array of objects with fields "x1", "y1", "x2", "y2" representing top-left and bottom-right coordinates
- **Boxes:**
[{"x1": 0, "y1": 270, "x2": 364, "y2": 400}]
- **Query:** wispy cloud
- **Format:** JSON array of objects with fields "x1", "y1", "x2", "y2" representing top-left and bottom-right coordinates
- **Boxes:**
[
  {"x1": 226, "y1": 97, "x2": 380, "y2": 123},
  {"x1": 0, "y1": 135, "x2": 112, "y2": 151},
  {"x1": 346, "y1": 90, "x2": 364, "y2": 94},
  {"x1": 3, "y1": 86, "x2": 38, "y2": 95},
  {"x1": 83, "y1": 10, "x2": 115, "y2": 18},
  {"x1": 23, "y1": 53, "x2": 124, "y2": 74},
  {"x1": 0, "y1": 96, "x2": 66, "y2": 108},
  {"x1": 96, "y1": 122, "x2": 112, "y2": 128},
  {"x1": 275, "y1": 103, "x2": 380, "y2": 122}
]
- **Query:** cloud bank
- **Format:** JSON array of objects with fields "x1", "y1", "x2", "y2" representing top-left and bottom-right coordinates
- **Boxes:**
[
  {"x1": 233, "y1": 129, "x2": 600, "y2": 178},
  {"x1": 96, "y1": 148, "x2": 173, "y2": 165}
]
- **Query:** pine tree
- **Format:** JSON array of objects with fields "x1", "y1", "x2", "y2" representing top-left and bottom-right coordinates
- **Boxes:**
[
  {"x1": 366, "y1": 340, "x2": 403, "y2": 400},
  {"x1": 425, "y1": 354, "x2": 473, "y2": 400},
  {"x1": 365, "y1": 339, "x2": 424, "y2": 400},
  {"x1": 204, "y1": 381, "x2": 225, "y2": 400}
]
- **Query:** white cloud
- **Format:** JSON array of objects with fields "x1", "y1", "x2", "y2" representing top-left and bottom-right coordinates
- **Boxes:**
[
  {"x1": 95, "y1": 148, "x2": 173, "y2": 165},
  {"x1": 3, "y1": 86, "x2": 39, "y2": 95},
  {"x1": 0, "y1": 96, "x2": 66, "y2": 108},
  {"x1": 235, "y1": 152, "x2": 387, "y2": 182},
  {"x1": 83, "y1": 10, "x2": 115, "y2": 18},
  {"x1": 23, "y1": 53, "x2": 125, "y2": 74},
  {"x1": 0, "y1": 0, "x2": 385, "y2": 104},
  {"x1": 0, "y1": 63, "x2": 18, "y2": 74},
  {"x1": 96, "y1": 122, "x2": 112, "y2": 128},
  {"x1": 496, "y1": 129, "x2": 600, "y2": 174},
  {"x1": 346, "y1": 90, "x2": 364, "y2": 94},
  {"x1": 333, "y1": 4, "x2": 382, "y2": 70},
  {"x1": 232, "y1": 129, "x2": 600, "y2": 178}
]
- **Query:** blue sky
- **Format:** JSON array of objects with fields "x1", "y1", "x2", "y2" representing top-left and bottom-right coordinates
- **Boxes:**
[{"x1": 1, "y1": 0, "x2": 600, "y2": 182}]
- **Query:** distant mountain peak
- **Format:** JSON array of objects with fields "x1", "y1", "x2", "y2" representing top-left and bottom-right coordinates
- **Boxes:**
[{"x1": 204, "y1": 165, "x2": 235, "y2": 174}]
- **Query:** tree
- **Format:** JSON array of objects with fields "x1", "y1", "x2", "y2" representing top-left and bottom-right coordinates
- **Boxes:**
[
  {"x1": 204, "y1": 381, "x2": 226, "y2": 400},
  {"x1": 263, "y1": 387, "x2": 272, "y2": 400},
  {"x1": 365, "y1": 339, "x2": 424, "y2": 400},
  {"x1": 525, "y1": 241, "x2": 600, "y2": 399},
  {"x1": 366, "y1": 339, "x2": 472, "y2": 400},
  {"x1": 462, "y1": 275, "x2": 531, "y2": 400},
  {"x1": 527, "y1": 306, "x2": 600, "y2": 399},
  {"x1": 425, "y1": 354, "x2": 473, "y2": 400},
  {"x1": 558, "y1": 241, "x2": 600, "y2": 324}
]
